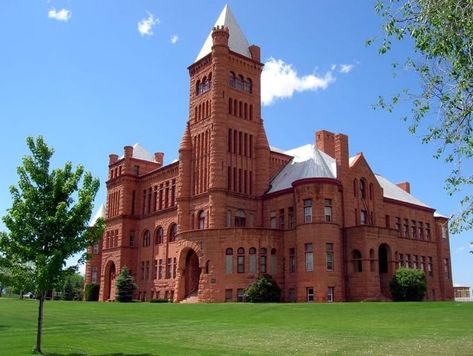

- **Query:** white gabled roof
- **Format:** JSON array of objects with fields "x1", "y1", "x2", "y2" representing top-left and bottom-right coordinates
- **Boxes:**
[
  {"x1": 268, "y1": 144, "x2": 337, "y2": 194},
  {"x1": 375, "y1": 174, "x2": 431, "y2": 208},
  {"x1": 89, "y1": 203, "x2": 105, "y2": 227},
  {"x1": 195, "y1": 4, "x2": 251, "y2": 63}
]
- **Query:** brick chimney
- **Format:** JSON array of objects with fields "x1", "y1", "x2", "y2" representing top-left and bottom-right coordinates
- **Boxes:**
[
  {"x1": 154, "y1": 152, "x2": 164, "y2": 168},
  {"x1": 396, "y1": 182, "x2": 411, "y2": 193},
  {"x1": 109, "y1": 154, "x2": 118, "y2": 165},
  {"x1": 316, "y1": 130, "x2": 335, "y2": 158},
  {"x1": 123, "y1": 145, "x2": 133, "y2": 158}
]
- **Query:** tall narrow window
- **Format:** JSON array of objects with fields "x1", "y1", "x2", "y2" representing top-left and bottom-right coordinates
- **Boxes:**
[
  {"x1": 270, "y1": 248, "x2": 277, "y2": 275},
  {"x1": 237, "y1": 247, "x2": 245, "y2": 273},
  {"x1": 426, "y1": 223, "x2": 431, "y2": 240},
  {"x1": 360, "y1": 179, "x2": 366, "y2": 199},
  {"x1": 411, "y1": 220, "x2": 417, "y2": 238},
  {"x1": 327, "y1": 287, "x2": 334, "y2": 303},
  {"x1": 288, "y1": 207, "x2": 295, "y2": 229},
  {"x1": 403, "y1": 219, "x2": 409, "y2": 237},
  {"x1": 143, "y1": 230, "x2": 150, "y2": 247},
  {"x1": 91, "y1": 266, "x2": 97, "y2": 283},
  {"x1": 395, "y1": 217, "x2": 401, "y2": 234},
  {"x1": 169, "y1": 224, "x2": 177, "y2": 242},
  {"x1": 289, "y1": 248, "x2": 296, "y2": 273},
  {"x1": 249, "y1": 247, "x2": 256, "y2": 273},
  {"x1": 234, "y1": 209, "x2": 246, "y2": 227},
  {"x1": 352, "y1": 250, "x2": 362, "y2": 272},
  {"x1": 225, "y1": 248, "x2": 233, "y2": 274},
  {"x1": 444, "y1": 258, "x2": 450, "y2": 279},
  {"x1": 428, "y1": 257, "x2": 433, "y2": 276},
  {"x1": 324, "y1": 199, "x2": 332, "y2": 222},
  {"x1": 270, "y1": 211, "x2": 276, "y2": 228},
  {"x1": 155, "y1": 227, "x2": 163, "y2": 244},
  {"x1": 304, "y1": 199, "x2": 312, "y2": 223},
  {"x1": 279, "y1": 208, "x2": 285, "y2": 229},
  {"x1": 326, "y1": 243, "x2": 334, "y2": 271},
  {"x1": 259, "y1": 248, "x2": 267, "y2": 273},
  {"x1": 418, "y1": 222, "x2": 424, "y2": 240},
  {"x1": 305, "y1": 243, "x2": 313, "y2": 272},
  {"x1": 166, "y1": 258, "x2": 172, "y2": 279},
  {"x1": 198, "y1": 210, "x2": 205, "y2": 230},
  {"x1": 360, "y1": 210, "x2": 368, "y2": 225},
  {"x1": 306, "y1": 287, "x2": 314, "y2": 302}
]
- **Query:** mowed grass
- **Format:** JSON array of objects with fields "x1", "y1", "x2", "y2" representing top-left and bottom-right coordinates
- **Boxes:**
[{"x1": 1, "y1": 298, "x2": 472, "y2": 355}]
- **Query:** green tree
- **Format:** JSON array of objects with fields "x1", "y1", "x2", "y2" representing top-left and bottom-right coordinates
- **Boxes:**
[
  {"x1": 61, "y1": 272, "x2": 84, "y2": 301},
  {"x1": 84, "y1": 283, "x2": 100, "y2": 301},
  {"x1": 115, "y1": 266, "x2": 136, "y2": 302},
  {"x1": 372, "y1": 0, "x2": 473, "y2": 232},
  {"x1": 390, "y1": 268, "x2": 427, "y2": 301},
  {"x1": 244, "y1": 274, "x2": 281, "y2": 303},
  {"x1": 0, "y1": 136, "x2": 103, "y2": 354},
  {"x1": 0, "y1": 256, "x2": 36, "y2": 298}
]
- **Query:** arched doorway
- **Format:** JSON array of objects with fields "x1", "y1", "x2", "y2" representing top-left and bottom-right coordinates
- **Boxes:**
[
  {"x1": 378, "y1": 244, "x2": 391, "y2": 296},
  {"x1": 104, "y1": 261, "x2": 116, "y2": 301},
  {"x1": 184, "y1": 249, "x2": 200, "y2": 298}
]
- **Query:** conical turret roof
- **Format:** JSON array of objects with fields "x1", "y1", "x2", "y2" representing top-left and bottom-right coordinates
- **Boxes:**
[{"x1": 195, "y1": 4, "x2": 251, "y2": 62}]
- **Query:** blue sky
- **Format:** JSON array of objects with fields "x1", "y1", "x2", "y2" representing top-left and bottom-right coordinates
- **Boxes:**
[{"x1": 0, "y1": 1, "x2": 471, "y2": 288}]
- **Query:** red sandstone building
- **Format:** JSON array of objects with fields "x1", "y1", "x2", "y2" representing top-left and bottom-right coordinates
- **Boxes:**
[{"x1": 85, "y1": 5, "x2": 454, "y2": 303}]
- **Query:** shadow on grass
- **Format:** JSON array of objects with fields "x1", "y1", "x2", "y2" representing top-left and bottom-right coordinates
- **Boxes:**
[{"x1": 45, "y1": 354, "x2": 154, "y2": 356}]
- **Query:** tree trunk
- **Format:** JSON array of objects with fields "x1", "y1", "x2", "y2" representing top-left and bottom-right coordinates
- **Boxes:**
[{"x1": 33, "y1": 292, "x2": 45, "y2": 354}]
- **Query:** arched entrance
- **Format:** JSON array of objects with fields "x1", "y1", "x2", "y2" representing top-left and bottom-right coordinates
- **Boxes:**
[
  {"x1": 184, "y1": 249, "x2": 200, "y2": 298},
  {"x1": 378, "y1": 244, "x2": 391, "y2": 297},
  {"x1": 104, "y1": 261, "x2": 116, "y2": 301}
]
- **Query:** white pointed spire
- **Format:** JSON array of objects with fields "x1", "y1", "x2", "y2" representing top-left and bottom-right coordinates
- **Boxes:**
[{"x1": 195, "y1": 4, "x2": 251, "y2": 62}]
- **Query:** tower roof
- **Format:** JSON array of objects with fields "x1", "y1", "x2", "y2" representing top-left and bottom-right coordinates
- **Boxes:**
[{"x1": 195, "y1": 4, "x2": 251, "y2": 63}]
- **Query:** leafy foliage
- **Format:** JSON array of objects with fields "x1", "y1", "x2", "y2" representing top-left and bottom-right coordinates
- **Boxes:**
[
  {"x1": 115, "y1": 266, "x2": 136, "y2": 302},
  {"x1": 372, "y1": 0, "x2": 473, "y2": 232},
  {"x1": 244, "y1": 274, "x2": 281, "y2": 303},
  {"x1": 390, "y1": 268, "x2": 427, "y2": 301},
  {"x1": 84, "y1": 283, "x2": 100, "y2": 301},
  {"x1": 0, "y1": 256, "x2": 36, "y2": 297},
  {"x1": 0, "y1": 136, "x2": 103, "y2": 353}
]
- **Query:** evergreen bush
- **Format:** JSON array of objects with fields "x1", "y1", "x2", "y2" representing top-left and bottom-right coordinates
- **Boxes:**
[
  {"x1": 390, "y1": 268, "x2": 426, "y2": 301},
  {"x1": 244, "y1": 274, "x2": 281, "y2": 303}
]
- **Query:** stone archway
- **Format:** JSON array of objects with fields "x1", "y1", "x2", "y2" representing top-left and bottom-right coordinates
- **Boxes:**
[
  {"x1": 378, "y1": 244, "x2": 391, "y2": 297},
  {"x1": 184, "y1": 249, "x2": 200, "y2": 298},
  {"x1": 104, "y1": 261, "x2": 116, "y2": 301}
]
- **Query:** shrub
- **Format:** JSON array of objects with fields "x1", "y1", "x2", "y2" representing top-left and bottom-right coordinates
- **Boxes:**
[
  {"x1": 244, "y1": 274, "x2": 281, "y2": 303},
  {"x1": 390, "y1": 268, "x2": 426, "y2": 301},
  {"x1": 149, "y1": 298, "x2": 169, "y2": 303},
  {"x1": 84, "y1": 283, "x2": 100, "y2": 301},
  {"x1": 115, "y1": 266, "x2": 136, "y2": 303}
]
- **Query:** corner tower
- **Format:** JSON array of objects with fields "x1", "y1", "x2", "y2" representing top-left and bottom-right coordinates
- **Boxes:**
[{"x1": 178, "y1": 5, "x2": 269, "y2": 230}]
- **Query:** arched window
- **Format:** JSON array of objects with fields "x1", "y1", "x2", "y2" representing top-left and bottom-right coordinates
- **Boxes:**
[
  {"x1": 249, "y1": 247, "x2": 256, "y2": 273},
  {"x1": 360, "y1": 179, "x2": 367, "y2": 199},
  {"x1": 234, "y1": 209, "x2": 246, "y2": 227},
  {"x1": 369, "y1": 183, "x2": 374, "y2": 200},
  {"x1": 155, "y1": 227, "x2": 163, "y2": 245},
  {"x1": 238, "y1": 74, "x2": 244, "y2": 90},
  {"x1": 353, "y1": 179, "x2": 358, "y2": 197},
  {"x1": 246, "y1": 78, "x2": 252, "y2": 93},
  {"x1": 225, "y1": 248, "x2": 233, "y2": 274},
  {"x1": 169, "y1": 223, "x2": 177, "y2": 242},
  {"x1": 198, "y1": 210, "x2": 205, "y2": 230},
  {"x1": 196, "y1": 80, "x2": 201, "y2": 95},
  {"x1": 143, "y1": 230, "x2": 150, "y2": 247},
  {"x1": 260, "y1": 248, "x2": 267, "y2": 273},
  {"x1": 352, "y1": 249, "x2": 362, "y2": 272},
  {"x1": 229, "y1": 71, "x2": 236, "y2": 88},
  {"x1": 237, "y1": 247, "x2": 245, "y2": 273}
]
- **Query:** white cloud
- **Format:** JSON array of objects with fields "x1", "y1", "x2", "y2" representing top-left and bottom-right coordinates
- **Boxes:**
[
  {"x1": 48, "y1": 8, "x2": 71, "y2": 22},
  {"x1": 261, "y1": 57, "x2": 335, "y2": 106},
  {"x1": 339, "y1": 64, "x2": 355, "y2": 74},
  {"x1": 138, "y1": 12, "x2": 159, "y2": 36},
  {"x1": 170, "y1": 34, "x2": 179, "y2": 44}
]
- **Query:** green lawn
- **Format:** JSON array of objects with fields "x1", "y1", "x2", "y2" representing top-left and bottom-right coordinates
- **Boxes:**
[{"x1": 1, "y1": 298, "x2": 472, "y2": 355}]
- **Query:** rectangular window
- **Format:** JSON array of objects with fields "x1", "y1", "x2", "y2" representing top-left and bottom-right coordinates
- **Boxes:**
[
  {"x1": 141, "y1": 261, "x2": 145, "y2": 280},
  {"x1": 404, "y1": 219, "x2": 409, "y2": 237},
  {"x1": 304, "y1": 199, "x2": 312, "y2": 223},
  {"x1": 411, "y1": 220, "x2": 417, "y2": 238},
  {"x1": 153, "y1": 259, "x2": 157, "y2": 279},
  {"x1": 395, "y1": 217, "x2": 401, "y2": 234},
  {"x1": 406, "y1": 254, "x2": 411, "y2": 268},
  {"x1": 305, "y1": 243, "x2": 313, "y2": 272},
  {"x1": 398, "y1": 253, "x2": 403, "y2": 269},
  {"x1": 279, "y1": 208, "x2": 285, "y2": 229},
  {"x1": 270, "y1": 211, "x2": 276, "y2": 228},
  {"x1": 226, "y1": 254, "x2": 233, "y2": 274},
  {"x1": 271, "y1": 253, "x2": 277, "y2": 275},
  {"x1": 385, "y1": 215, "x2": 390, "y2": 228},
  {"x1": 324, "y1": 199, "x2": 332, "y2": 222},
  {"x1": 158, "y1": 259, "x2": 163, "y2": 279},
  {"x1": 91, "y1": 266, "x2": 97, "y2": 284},
  {"x1": 413, "y1": 255, "x2": 418, "y2": 269},
  {"x1": 444, "y1": 258, "x2": 450, "y2": 279},
  {"x1": 420, "y1": 256, "x2": 425, "y2": 271},
  {"x1": 442, "y1": 225, "x2": 448, "y2": 239},
  {"x1": 225, "y1": 289, "x2": 233, "y2": 302},
  {"x1": 289, "y1": 248, "x2": 296, "y2": 273},
  {"x1": 360, "y1": 210, "x2": 368, "y2": 225},
  {"x1": 249, "y1": 253, "x2": 256, "y2": 273},
  {"x1": 237, "y1": 255, "x2": 245, "y2": 273},
  {"x1": 237, "y1": 288, "x2": 245, "y2": 302},
  {"x1": 145, "y1": 260, "x2": 150, "y2": 280},
  {"x1": 326, "y1": 243, "x2": 334, "y2": 272},
  {"x1": 166, "y1": 258, "x2": 172, "y2": 279},
  {"x1": 288, "y1": 207, "x2": 295, "y2": 229},
  {"x1": 418, "y1": 222, "x2": 423, "y2": 240},
  {"x1": 327, "y1": 287, "x2": 334, "y2": 303},
  {"x1": 260, "y1": 255, "x2": 267, "y2": 273},
  {"x1": 306, "y1": 287, "x2": 314, "y2": 302},
  {"x1": 428, "y1": 257, "x2": 433, "y2": 276},
  {"x1": 426, "y1": 223, "x2": 431, "y2": 240}
]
